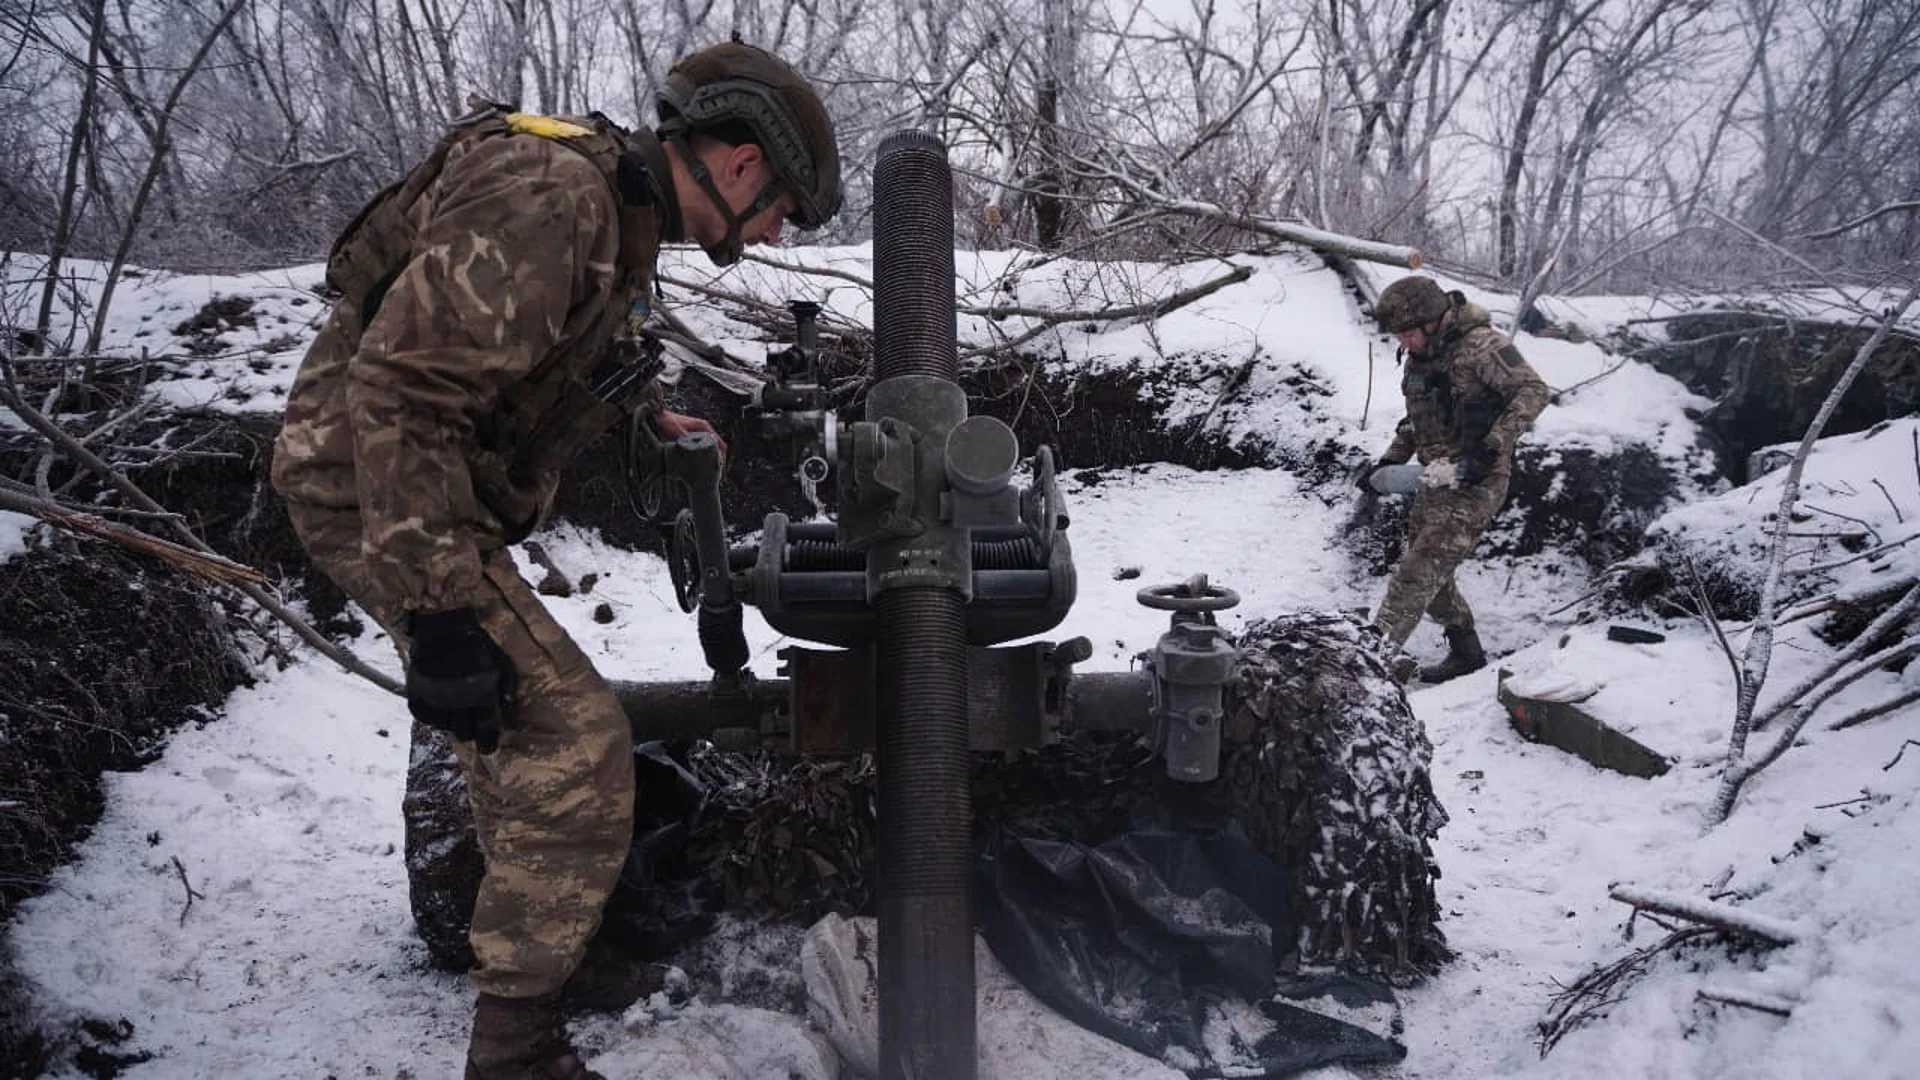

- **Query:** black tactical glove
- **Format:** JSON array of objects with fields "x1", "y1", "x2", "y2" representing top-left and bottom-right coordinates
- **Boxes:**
[
  {"x1": 1355, "y1": 460, "x2": 1389, "y2": 492},
  {"x1": 405, "y1": 607, "x2": 516, "y2": 754},
  {"x1": 1457, "y1": 436, "x2": 1501, "y2": 487}
]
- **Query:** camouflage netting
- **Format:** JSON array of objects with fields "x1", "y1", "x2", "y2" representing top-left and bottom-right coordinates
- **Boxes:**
[
  {"x1": 406, "y1": 610, "x2": 1449, "y2": 982},
  {"x1": 402, "y1": 728, "x2": 487, "y2": 972},
  {"x1": 1219, "y1": 611, "x2": 1450, "y2": 973},
  {"x1": 677, "y1": 748, "x2": 877, "y2": 921}
]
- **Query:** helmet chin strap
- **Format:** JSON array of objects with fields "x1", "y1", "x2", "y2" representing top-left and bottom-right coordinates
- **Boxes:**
[{"x1": 666, "y1": 133, "x2": 785, "y2": 267}]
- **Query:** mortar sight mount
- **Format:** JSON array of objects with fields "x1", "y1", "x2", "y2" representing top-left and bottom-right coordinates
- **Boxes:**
[{"x1": 624, "y1": 297, "x2": 1079, "y2": 755}]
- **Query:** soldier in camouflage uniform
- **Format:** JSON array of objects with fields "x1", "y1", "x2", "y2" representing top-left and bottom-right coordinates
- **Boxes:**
[
  {"x1": 271, "y1": 43, "x2": 840, "y2": 1080},
  {"x1": 1361, "y1": 276, "x2": 1549, "y2": 683}
]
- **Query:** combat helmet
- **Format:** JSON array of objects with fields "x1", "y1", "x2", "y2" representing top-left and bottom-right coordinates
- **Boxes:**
[
  {"x1": 657, "y1": 42, "x2": 842, "y2": 263},
  {"x1": 1374, "y1": 276, "x2": 1454, "y2": 333}
]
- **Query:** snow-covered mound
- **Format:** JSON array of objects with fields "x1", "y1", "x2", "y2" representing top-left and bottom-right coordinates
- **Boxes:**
[
  {"x1": 7, "y1": 249, "x2": 1714, "y2": 489},
  {"x1": 1637, "y1": 418, "x2": 1920, "y2": 616}
]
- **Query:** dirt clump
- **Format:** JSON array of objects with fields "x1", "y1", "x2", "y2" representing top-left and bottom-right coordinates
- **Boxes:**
[{"x1": 170, "y1": 296, "x2": 258, "y2": 357}]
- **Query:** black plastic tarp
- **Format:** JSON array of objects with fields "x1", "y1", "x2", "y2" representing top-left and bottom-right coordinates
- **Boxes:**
[
  {"x1": 599, "y1": 742, "x2": 715, "y2": 954},
  {"x1": 605, "y1": 743, "x2": 1408, "y2": 1077},
  {"x1": 977, "y1": 822, "x2": 1407, "y2": 1078}
]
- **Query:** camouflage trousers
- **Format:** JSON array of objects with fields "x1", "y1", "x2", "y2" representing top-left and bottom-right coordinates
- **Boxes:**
[
  {"x1": 1374, "y1": 473, "x2": 1510, "y2": 649},
  {"x1": 286, "y1": 503, "x2": 634, "y2": 999}
]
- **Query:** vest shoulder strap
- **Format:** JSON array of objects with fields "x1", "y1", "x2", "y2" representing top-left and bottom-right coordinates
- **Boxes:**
[{"x1": 324, "y1": 104, "x2": 657, "y2": 326}]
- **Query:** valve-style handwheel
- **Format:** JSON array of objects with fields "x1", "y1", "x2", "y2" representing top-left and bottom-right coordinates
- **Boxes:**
[
  {"x1": 624, "y1": 410, "x2": 687, "y2": 525},
  {"x1": 1024, "y1": 444, "x2": 1064, "y2": 555},
  {"x1": 1137, "y1": 574, "x2": 1240, "y2": 612},
  {"x1": 667, "y1": 508, "x2": 701, "y2": 613}
]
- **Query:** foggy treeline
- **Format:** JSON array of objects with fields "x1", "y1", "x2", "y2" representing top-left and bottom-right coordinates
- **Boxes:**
[{"x1": 1, "y1": 0, "x2": 1915, "y2": 298}]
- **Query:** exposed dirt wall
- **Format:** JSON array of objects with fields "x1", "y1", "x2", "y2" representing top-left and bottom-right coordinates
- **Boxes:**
[
  {"x1": 0, "y1": 416, "x2": 282, "y2": 1075},
  {"x1": 0, "y1": 538, "x2": 249, "y2": 1076},
  {"x1": 1636, "y1": 312, "x2": 1920, "y2": 482}
]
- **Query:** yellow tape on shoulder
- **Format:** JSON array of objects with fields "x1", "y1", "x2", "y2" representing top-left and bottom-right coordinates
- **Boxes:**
[{"x1": 504, "y1": 113, "x2": 594, "y2": 140}]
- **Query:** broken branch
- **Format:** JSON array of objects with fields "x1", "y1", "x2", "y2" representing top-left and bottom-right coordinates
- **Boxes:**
[
  {"x1": 1696, "y1": 984, "x2": 1794, "y2": 1016},
  {"x1": 1799, "y1": 199, "x2": 1920, "y2": 241},
  {"x1": 170, "y1": 854, "x2": 203, "y2": 926},
  {"x1": 1831, "y1": 685, "x2": 1920, "y2": 733},
  {"x1": 0, "y1": 486, "x2": 263, "y2": 588},
  {"x1": 960, "y1": 265, "x2": 1254, "y2": 360},
  {"x1": 1539, "y1": 925, "x2": 1715, "y2": 1057},
  {"x1": 1609, "y1": 884, "x2": 1805, "y2": 946},
  {"x1": 1870, "y1": 478, "x2": 1904, "y2": 523},
  {"x1": 1883, "y1": 739, "x2": 1920, "y2": 770},
  {"x1": 0, "y1": 382, "x2": 403, "y2": 696}
]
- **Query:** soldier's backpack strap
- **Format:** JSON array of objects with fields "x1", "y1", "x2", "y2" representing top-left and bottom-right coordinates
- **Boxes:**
[
  {"x1": 323, "y1": 97, "x2": 515, "y2": 327},
  {"x1": 503, "y1": 111, "x2": 667, "y2": 418}
]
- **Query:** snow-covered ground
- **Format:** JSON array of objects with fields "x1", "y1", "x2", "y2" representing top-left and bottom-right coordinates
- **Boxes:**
[{"x1": 3, "y1": 249, "x2": 1917, "y2": 1078}]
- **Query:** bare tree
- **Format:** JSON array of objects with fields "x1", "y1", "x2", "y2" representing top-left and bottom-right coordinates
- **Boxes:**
[
  {"x1": 32, "y1": 0, "x2": 110, "y2": 358},
  {"x1": 82, "y1": 0, "x2": 251, "y2": 355},
  {"x1": 1493, "y1": 0, "x2": 1604, "y2": 281},
  {"x1": 2, "y1": 0, "x2": 1911, "y2": 290},
  {"x1": 1315, "y1": 0, "x2": 1517, "y2": 255},
  {"x1": 1534, "y1": 0, "x2": 1717, "y2": 287},
  {"x1": 1741, "y1": 0, "x2": 1920, "y2": 249}
]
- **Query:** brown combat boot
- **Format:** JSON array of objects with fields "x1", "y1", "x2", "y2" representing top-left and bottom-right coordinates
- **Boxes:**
[
  {"x1": 1419, "y1": 626, "x2": 1487, "y2": 684},
  {"x1": 560, "y1": 939, "x2": 670, "y2": 1012},
  {"x1": 465, "y1": 992, "x2": 605, "y2": 1080}
]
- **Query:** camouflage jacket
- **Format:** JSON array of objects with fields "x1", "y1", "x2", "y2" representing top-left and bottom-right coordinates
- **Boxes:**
[
  {"x1": 272, "y1": 111, "x2": 674, "y2": 613},
  {"x1": 1380, "y1": 302, "x2": 1549, "y2": 480}
]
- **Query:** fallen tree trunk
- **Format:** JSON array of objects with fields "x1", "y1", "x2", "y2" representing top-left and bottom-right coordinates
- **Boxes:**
[{"x1": 1231, "y1": 216, "x2": 1423, "y2": 268}]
